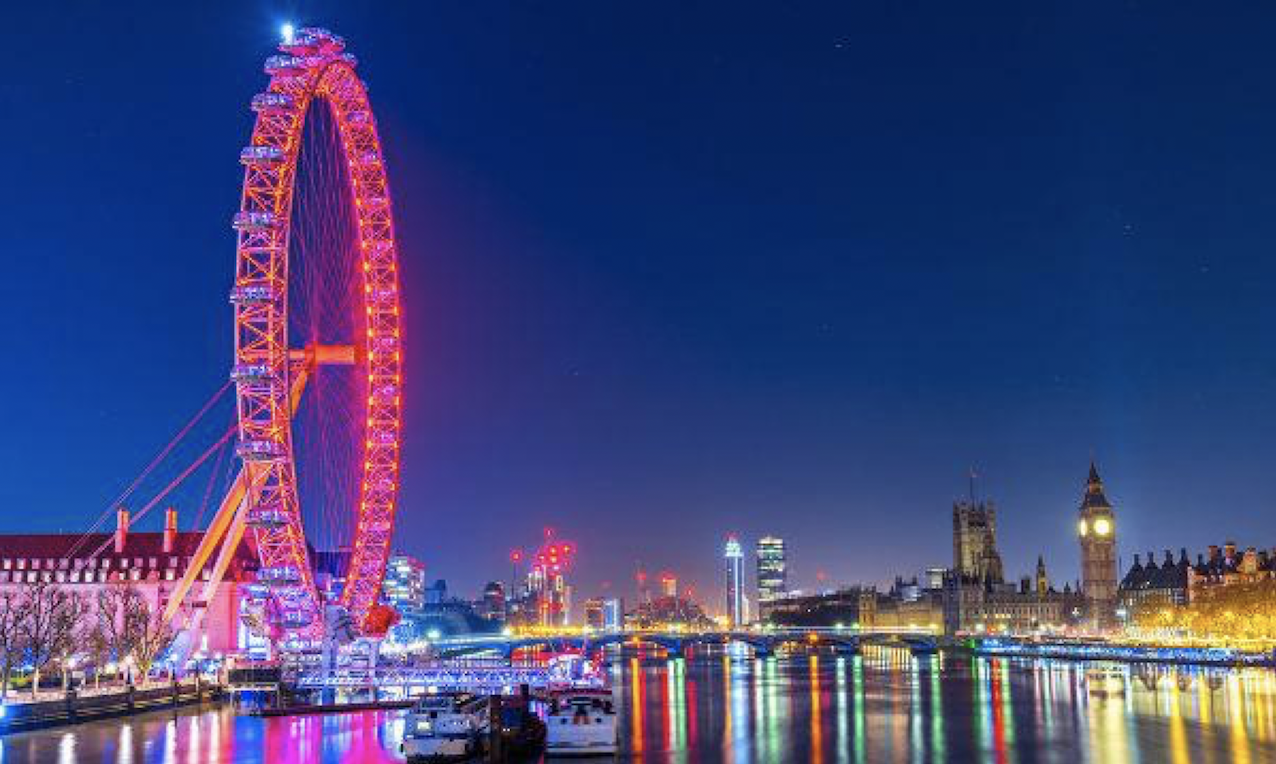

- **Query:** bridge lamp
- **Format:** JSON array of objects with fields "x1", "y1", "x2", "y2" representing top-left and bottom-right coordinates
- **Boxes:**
[
  {"x1": 426, "y1": 629, "x2": 442, "y2": 641},
  {"x1": 280, "y1": 23, "x2": 296, "y2": 44}
]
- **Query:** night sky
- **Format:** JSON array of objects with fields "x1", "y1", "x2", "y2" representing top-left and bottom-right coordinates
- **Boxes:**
[{"x1": 5, "y1": 2, "x2": 1276, "y2": 612}]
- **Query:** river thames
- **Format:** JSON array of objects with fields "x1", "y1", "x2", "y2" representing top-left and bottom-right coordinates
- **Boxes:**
[{"x1": 4, "y1": 647, "x2": 1276, "y2": 762}]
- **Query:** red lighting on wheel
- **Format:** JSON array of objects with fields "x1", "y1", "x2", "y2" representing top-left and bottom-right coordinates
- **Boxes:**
[{"x1": 232, "y1": 28, "x2": 403, "y2": 635}]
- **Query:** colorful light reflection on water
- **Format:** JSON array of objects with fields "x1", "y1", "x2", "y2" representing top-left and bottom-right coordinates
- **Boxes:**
[{"x1": 4, "y1": 647, "x2": 1276, "y2": 762}]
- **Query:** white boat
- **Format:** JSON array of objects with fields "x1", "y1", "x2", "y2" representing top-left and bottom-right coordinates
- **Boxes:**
[
  {"x1": 401, "y1": 693, "x2": 489, "y2": 762},
  {"x1": 545, "y1": 688, "x2": 618, "y2": 757}
]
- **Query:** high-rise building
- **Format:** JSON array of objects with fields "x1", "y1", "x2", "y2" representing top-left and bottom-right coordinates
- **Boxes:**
[
  {"x1": 724, "y1": 535, "x2": 744, "y2": 627},
  {"x1": 1078, "y1": 462, "x2": 1118, "y2": 630},
  {"x1": 479, "y1": 581, "x2": 506, "y2": 621},
  {"x1": 660, "y1": 572, "x2": 678, "y2": 599},
  {"x1": 383, "y1": 553, "x2": 427, "y2": 611},
  {"x1": 583, "y1": 598, "x2": 606, "y2": 630},
  {"x1": 602, "y1": 597, "x2": 624, "y2": 632},
  {"x1": 953, "y1": 500, "x2": 1004, "y2": 584},
  {"x1": 756, "y1": 536, "x2": 787, "y2": 605}
]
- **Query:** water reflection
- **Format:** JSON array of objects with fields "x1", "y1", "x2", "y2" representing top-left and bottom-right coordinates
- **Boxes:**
[{"x1": 4, "y1": 653, "x2": 1276, "y2": 762}]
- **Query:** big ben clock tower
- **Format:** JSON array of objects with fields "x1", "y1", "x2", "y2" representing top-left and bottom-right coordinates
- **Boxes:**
[{"x1": 1077, "y1": 461, "x2": 1118, "y2": 631}]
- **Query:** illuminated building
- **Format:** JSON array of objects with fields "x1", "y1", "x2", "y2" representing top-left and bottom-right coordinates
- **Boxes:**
[
  {"x1": 1078, "y1": 462, "x2": 1118, "y2": 630},
  {"x1": 724, "y1": 535, "x2": 744, "y2": 627},
  {"x1": 382, "y1": 553, "x2": 427, "y2": 612},
  {"x1": 0, "y1": 508, "x2": 258, "y2": 654},
  {"x1": 943, "y1": 482, "x2": 1084, "y2": 635},
  {"x1": 660, "y1": 572, "x2": 678, "y2": 599},
  {"x1": 941, "y1": 563, "x2": 1084, "y2": 635},
  {"x1": 602, "y1": 597, "x2": 624, "y2": 632},
  {"x1": 756, "y1": 536, "x2": 787, "y2": 612},
  {"x1": 764, "y1": 587, "x2": 878, "y2": 628},
  {"x1": 1119, "y1": 550, "x2": 1190, "y2": 616},
  {"x1": 522, "y1": 532, "x2": 576, "y2": 627},
  {"x1": 583, "y1": 597, "x2": 606, "y2": 630},
  {"x1": 1189, "y1": 542, "x2": 1276, "y2": 595},
  {"x1": 953, "y1": 499, "x2": 1003, "y2": 584},
  {"x1": 478, "y1": 581, "x2": 506, "y2": 621},
  {"x1": 625, "y1": 593, "x2": 712, "y2": 631}
]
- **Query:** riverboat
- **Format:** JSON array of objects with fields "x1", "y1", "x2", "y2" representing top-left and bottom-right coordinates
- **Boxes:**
[
  {"x1": 545, "y1": 688, "x2": 618, "y2": 756},
  {"x1": 401, "y1": 693, "x2": 489, "y2": 762}
]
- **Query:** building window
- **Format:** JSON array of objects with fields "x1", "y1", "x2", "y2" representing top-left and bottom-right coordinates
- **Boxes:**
[
  {"x1": 149, "y1": 557, "x2": 157, "y2": 568},
  {"x1": 169, "y1": 557, "x2": 178, "y2": 568},
  {"x1": 16, "y1": 559, "x2": 25, "y2": 570},
  {"x1": 56, "y1": 572, "x2": 65, "y2": 583},
  {"x1": 165, "y1": 570, "x2": 174, "y2": 581},
  {"x1": 131, "y1": 570, "x2": 140, "y2": 581},
  {"x1": 2, "y1": 559, "x2": 9, "y2": 570},
  {"x1": 134, "y1": 558, "x2": 142, "y2": 568},
  {"x1": 120, "y1": 559, "x2": 128, "y2": 569}
]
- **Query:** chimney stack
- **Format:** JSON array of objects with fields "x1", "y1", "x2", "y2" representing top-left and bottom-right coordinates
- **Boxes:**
[
  {"x1": 163, "y1": 508, "x2": 178, "y2": 554},
  {"x1": 115, "y1": 508, "x2": 130, "y2": 554}
]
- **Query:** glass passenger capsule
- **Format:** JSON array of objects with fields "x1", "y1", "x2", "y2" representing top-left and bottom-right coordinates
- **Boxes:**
[
  {"x1": 228, "y1": 284, "x2": 279, "y2": 305},
  {"x1": 232, "y1": 211, "x2": 279, "y2": 231},
  {"x1": 246, "y1": 508, "x2": 290, "y2": 528},
  {"x1": 251, "y1": 92, "x2": 296, "y2": 112},
  {"x1": 240, "y1": 145, "x2": 286, "y2": 165},
  {"x1": 257, "y1": 566, "x2": 303, "y2": 586},
  {"x1": 236, "y1": 439, "x2": 285, "y2": 462}
]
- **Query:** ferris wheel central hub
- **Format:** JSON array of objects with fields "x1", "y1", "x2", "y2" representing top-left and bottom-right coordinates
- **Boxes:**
[{"x1": 289, "y1": 344, "x2": 357, "y2": 366}]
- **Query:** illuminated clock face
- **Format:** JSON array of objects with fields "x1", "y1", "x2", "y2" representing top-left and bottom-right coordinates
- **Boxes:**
[
  {"x1": 1094, "y1": 518, "x2": 1111, "y2": 536},
  {"x1": 1078, "y1": 519, "x2": 1088, "y2": 537}
]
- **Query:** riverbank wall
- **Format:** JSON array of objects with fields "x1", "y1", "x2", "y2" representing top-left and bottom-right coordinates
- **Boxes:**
[{"x1": 0, "y1": 680, "x2": 221, "y2": 734}]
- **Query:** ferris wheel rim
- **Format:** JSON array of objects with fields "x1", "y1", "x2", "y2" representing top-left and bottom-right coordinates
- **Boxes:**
[{"x1": 230, "y1": 28, "x2": 402, "y2": 636}]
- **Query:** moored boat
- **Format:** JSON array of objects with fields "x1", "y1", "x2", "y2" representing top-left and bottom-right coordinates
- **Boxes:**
[
  {"x1": 545, "y1": 688, "x2": 618, "y2": 756},
  {"x1": 401, "y1": 693, "x2": 489, "y2": 762}
]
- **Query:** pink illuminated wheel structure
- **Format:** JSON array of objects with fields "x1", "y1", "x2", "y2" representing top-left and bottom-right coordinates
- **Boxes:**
[{"x1": 230, "y1": 28, "x2": 402, "y2": 635}]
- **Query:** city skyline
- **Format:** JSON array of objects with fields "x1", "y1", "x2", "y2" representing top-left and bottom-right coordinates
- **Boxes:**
[{"x1": 5, "y1": 3, "x2": 1276, "y2": 603}]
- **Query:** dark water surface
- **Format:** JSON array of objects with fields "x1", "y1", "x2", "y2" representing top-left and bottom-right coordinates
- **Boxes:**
[{"x1": 4, "y1": 646, "x2": 1276, "y2": 762}]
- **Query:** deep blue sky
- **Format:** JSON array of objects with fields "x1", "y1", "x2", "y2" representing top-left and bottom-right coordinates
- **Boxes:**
[{"x1": 4, "y1": 2, "x2": 1276, "y2": 612}]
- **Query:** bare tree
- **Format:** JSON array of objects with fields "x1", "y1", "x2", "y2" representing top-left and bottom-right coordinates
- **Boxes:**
[
  {"x1": 124, "y1": 592, "x2": 172, "y2": 685},
  {"x1": 0, "y1": 589, "x2": 25, "y2": 701},
  {"x1": 54, "y1": 593, "x2": 90, "y2": 693},
  {"x1": 93, "y1": 582, "x2": 172, "y2": 686},
  {"x1": 85, "y1": 624, "x2": 111, "y2": 691},
  {"x1": 18, "y1": 577, "x2": 76, "y2": 698},
  {"x1": 94, "y1": 582, "x2": 133, "y2": 677}
]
